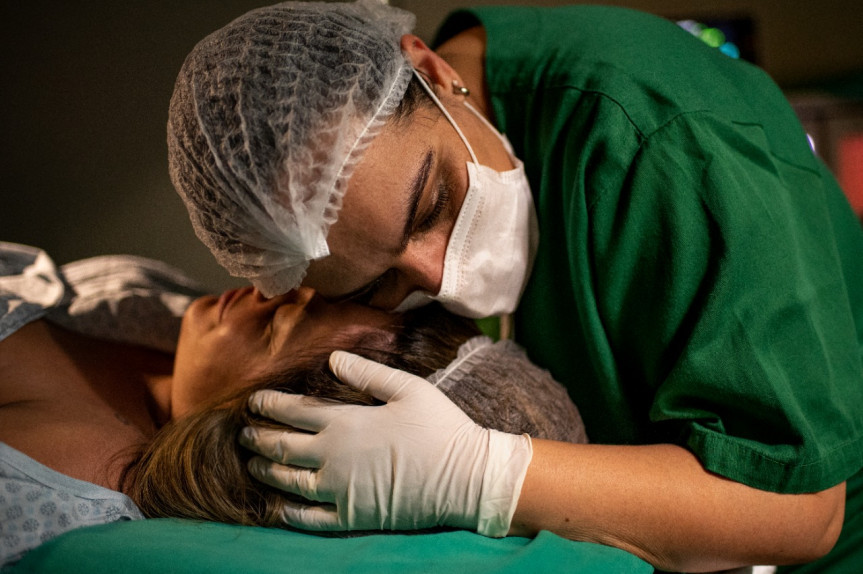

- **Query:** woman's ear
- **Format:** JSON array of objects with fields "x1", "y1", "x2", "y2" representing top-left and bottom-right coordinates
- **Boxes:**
[{"x1": 400, "y1": 34, "x2": 464, "y2": 94}]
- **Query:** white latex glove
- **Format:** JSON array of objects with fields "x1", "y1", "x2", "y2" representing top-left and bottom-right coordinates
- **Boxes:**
[{"x1": 239, "y1": 351, "x2": 533, "y2": 537}]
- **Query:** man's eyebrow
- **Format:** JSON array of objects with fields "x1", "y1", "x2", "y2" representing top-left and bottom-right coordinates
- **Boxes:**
[{"x1": 399, "y1": 149, "x2": 433, "y2": 253}]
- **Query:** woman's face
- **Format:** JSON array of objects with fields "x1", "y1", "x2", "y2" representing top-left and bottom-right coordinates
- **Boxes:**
[
  {"x1": 301, "y1": 87, "x2": 514, "y2": 311},
  {"x1": 171, "y1": 286, "x2": 396, "y2": 418}
]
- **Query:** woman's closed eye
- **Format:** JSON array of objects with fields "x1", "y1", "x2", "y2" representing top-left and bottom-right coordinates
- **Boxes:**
[
  {"x1": 345, "y1": 270, "x2": 391, "y2": 306},
  {"x1": 414, "y1": 177, "x2": 451, "y2": 235},
  {"x1": 266, "y1": 305, "x2": 286, "y2": 353}
]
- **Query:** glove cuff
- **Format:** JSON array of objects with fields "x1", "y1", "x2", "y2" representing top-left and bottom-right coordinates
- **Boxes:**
[{"x1": 476, "y1": 431, "x2": 533, "y2": 537}]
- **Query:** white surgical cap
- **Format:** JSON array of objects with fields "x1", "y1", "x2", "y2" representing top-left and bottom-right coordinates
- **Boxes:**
[
  {"x1": 428, "y1": 337, "x2": 589, "y2": 444},
  {"x1": 168, "y1": 0, "x2": 415, "y2": 296}
]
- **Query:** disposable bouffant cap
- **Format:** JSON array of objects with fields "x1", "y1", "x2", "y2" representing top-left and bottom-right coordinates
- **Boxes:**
[
  {"x1": 428, "y1": 337, "x2": 589, "y2": 444},
  {"x1": 168, "y1": 0, "x2": 415, "y2": 296}
]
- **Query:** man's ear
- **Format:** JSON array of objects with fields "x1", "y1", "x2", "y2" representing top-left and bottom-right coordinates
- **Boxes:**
[{"x1": 400, "y1": 34, "x2": 464, "y2": 94}]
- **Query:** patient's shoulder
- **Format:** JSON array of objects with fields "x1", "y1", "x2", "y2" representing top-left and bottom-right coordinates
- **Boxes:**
[
  {"x1": 0, "y1": 321, "x2": 158, "y2": 489},
  {"x1": 0, "y1": 321, "x2": 59, "y2": 402}
]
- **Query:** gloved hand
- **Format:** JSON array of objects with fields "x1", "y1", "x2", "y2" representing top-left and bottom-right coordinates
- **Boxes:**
[{"x1": 238, "y1": 350, "x2": 533, "y2": 537}]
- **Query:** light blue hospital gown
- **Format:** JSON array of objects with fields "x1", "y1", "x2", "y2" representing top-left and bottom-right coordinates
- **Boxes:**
[{"x1": 0, "y1": 241, "x2": 206, "y2": 567}]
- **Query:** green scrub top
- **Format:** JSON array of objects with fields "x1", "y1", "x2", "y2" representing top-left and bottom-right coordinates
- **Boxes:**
[{"x1": 437, "y1": 5, "x2": 863, "y2": 573}]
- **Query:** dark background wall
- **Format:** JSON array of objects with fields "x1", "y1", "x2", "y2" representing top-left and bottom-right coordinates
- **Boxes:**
[
  {"x1": 404, "y1": 0, "x2": 863, "y2": 88},
  {"x1": 2, "y1": 1, "x2": 861, "y2": 292}
]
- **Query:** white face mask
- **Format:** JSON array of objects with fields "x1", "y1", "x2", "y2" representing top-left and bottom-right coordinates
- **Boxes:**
[{"x1": 394, "y1": 71, "x2": 539, "y2": 319}]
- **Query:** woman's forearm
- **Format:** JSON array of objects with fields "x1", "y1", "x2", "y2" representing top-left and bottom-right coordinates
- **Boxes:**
[{"x1": 510, "y1": 440, "x2": 845, "y2": 572}]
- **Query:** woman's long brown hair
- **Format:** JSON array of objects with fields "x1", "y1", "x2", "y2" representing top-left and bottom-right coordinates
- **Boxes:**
[{"x1": 121, "y1": 303, "x2": 479, "y2": 527}]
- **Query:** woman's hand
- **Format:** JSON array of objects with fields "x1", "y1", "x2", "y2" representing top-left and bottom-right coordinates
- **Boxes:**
[{"x1": 239, "y1": 351, "x2": 533, "y2": 536}]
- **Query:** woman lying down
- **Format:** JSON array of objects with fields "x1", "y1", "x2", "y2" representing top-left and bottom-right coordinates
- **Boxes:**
[{"x1": 0, "y1": 241, "x2": 587, "y2": 567}]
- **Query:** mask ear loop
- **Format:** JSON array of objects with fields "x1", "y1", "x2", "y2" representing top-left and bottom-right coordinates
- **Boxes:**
[{"x1": 412, "y1": 69, "x2": 479, "y2": 165}]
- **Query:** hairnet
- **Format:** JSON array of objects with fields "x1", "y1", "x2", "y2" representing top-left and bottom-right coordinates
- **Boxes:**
[
  {"x1": 428, "y1": 337, "x2": 589, "y2": 444},
  {"x1": 168, "y1": 0, "x2": 415, "y2": 296}
]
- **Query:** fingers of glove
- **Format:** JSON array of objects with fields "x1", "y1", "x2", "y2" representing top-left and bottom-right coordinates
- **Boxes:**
[
  {"x1": 246, "y1": 455, "x2": 330, "y2": 504},
  {"x1": 276, "y1": 499, "x2": 343, "y2": 531},
  {"x1": 329, "y1": 351, "x2": 429, "y2": 402},
  {"x1": 247, "y1": 389, "x2": 356, "y2": 431},
  {"x1": 239, "y1": 427, "x2": 322, "y2": 467}
]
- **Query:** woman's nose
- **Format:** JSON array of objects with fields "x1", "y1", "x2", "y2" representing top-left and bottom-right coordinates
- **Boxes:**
[
  {"x1": 292, "y1": 286, "x2": 317, "y2": 305},
  {"x1": 255, "y1": 286, "x2": 316, "y2": 306},
  {"x1": 381, "y1": 243, "x2": 445, "y2": 309},
  {"x1": 402, "y1": 260, "x2": 443, "y2": 296}
]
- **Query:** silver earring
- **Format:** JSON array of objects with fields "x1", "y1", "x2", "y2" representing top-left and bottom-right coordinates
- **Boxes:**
[{"x1": 452, "y1": 80, "x2": 470, "y2": 97}]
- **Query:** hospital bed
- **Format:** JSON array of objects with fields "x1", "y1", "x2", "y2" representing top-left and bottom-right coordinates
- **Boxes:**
[{"x1": 5, "y1": 518, "x2": 652, "y2": 573}]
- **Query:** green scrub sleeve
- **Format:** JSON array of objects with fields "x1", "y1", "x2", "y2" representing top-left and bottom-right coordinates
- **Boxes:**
[{"x1": 590, "y1": 110, "x2": 863, "y2": 494}]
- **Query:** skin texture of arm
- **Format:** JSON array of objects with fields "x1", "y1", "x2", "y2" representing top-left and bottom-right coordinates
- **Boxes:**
[{"x1": 511, "y1": 440, "x2": 845, "y2": 572}]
